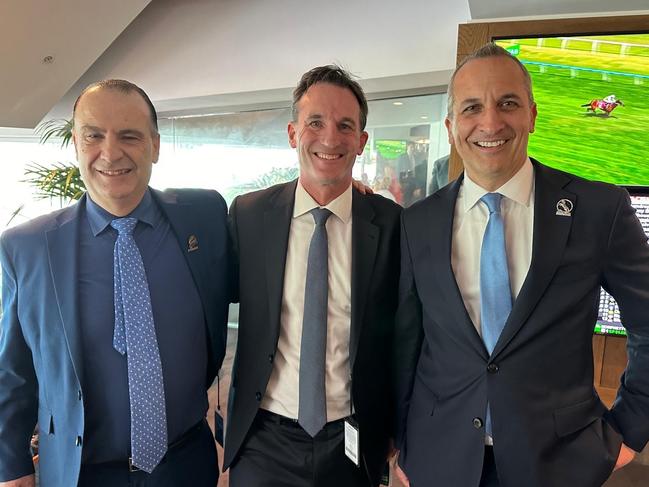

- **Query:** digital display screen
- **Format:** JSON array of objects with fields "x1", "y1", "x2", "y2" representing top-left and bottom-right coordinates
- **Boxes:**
[
  {"x1": 495, "y1": 35, "x2": 649, "y2": 186},
  {"x1": 594, "y1": 190, "x2": 649, "y2": 336}
]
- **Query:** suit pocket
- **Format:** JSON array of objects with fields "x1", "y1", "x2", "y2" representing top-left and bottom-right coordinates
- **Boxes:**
[
  {"x1": 38, "y1": 407, "x2": 54, "y2": 435},
  {"x1": 553, "y1": 396, "x2": 606, "y2": 437}
]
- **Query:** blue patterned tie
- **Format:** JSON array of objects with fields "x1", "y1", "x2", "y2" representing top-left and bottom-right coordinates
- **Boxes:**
[
  {"x1": 479, "y1": 193, "x2": 512, "y2": 437},
  {"x1": 111, "y1": 217, "x2": 167, "y2": 473},
  {"x1": 298, "y1": 208, "x2": 332, "y2": 437}
]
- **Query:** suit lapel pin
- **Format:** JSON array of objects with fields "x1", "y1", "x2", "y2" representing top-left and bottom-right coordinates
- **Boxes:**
[
  {"x1": 187, "y1": 234, "x2": 199, "y2": 252},
  {"x1": 555, "y1": 199, "x2": 573, "y2": 217}
]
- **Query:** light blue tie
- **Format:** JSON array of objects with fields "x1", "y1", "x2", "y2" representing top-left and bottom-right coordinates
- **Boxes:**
[
  {"x1": 298, "y1": 208, "x2": 332, "y2": 437},
  {"x1": 479, "y1": 193, "x2": 512, "y2": 437},
  {"x1": 111, "y1": 217, "x2": 167, "y2": 473}
]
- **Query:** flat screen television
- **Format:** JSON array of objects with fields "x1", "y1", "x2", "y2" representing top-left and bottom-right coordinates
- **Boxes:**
[
  {"x1": 494, "y1": 34, "x2": 649, "y2": 186},
  {"x1": 593, "y1": 186, "x2": 649, "y2": 337}
]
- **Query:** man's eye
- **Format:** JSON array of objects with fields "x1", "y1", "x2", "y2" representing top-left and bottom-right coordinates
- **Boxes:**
[
  {"x1": 308, "y1": 120, "x2": 323, "y2": 128},
  {"x1": 340, "y1": 123, "x2": 353, "y2": 131},
  {"x1": 85, "y1": 133, "x2": 101, "y2": 140},
  {"x1": 501, "y1": 101, "x2": 519, "y2": 109},
  {"x1": 462, "y1": 105, "x2": 479, "y2": 113}
]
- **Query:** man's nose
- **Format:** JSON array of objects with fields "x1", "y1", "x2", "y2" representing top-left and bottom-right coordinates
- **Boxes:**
[
  {"x1": 99, "y1": 135, "x2": 124, "y2": 162},
  {"x1": 319, "y1": 123, "x2": 340, "y2": 147},
  {"x1": 479, "y1": 107, "x2": 506, "y2": 134}
]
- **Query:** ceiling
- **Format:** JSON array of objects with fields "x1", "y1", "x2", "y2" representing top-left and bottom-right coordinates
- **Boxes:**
[
  {"x1": 1, "y1": 0, "x2": 648, "y2": 130},
  {"x1": 0, "y1": 0, "x2": 150, "y2": 128}
]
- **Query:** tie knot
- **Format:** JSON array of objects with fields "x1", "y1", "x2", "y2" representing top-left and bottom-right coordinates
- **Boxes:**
[
  {"x1": 111, "y1": 217, "x2": 138, "y2": 236},
  {"x1": 310, "y1": 207, "x2": 332, "y2": 226},
  {"x1": 481, "y1": 193, "x2": 503, "y2": 214}
]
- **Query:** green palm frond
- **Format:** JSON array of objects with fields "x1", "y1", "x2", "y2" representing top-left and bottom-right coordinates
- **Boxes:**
[
  {"x1": 34, "y1": 119, "x2": 74, "y2": 148},
  {"x1": 22, "y1": 162, "x2": 85, "y2": 204}
]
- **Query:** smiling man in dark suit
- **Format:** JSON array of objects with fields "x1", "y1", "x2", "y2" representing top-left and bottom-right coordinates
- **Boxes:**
[
  {"x1": 224, "y1": 65, "x2": 401, "y2": 486},
  {"x1": 0, "y1": 80, "x2": 230, "y2": 487},
  {"x1": 394, "y1": 44, "x2": 649, "y2": 487}
]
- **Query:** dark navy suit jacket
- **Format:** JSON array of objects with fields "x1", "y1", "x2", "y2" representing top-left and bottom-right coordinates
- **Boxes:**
[
  {"x1": 0, "y1": 188, "x2": 230, "y2": 486},
  {"x1": 395, "y1": 161, "x2": 649, "y2": 487}
]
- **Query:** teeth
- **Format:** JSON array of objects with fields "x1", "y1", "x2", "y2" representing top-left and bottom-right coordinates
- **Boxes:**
[
  {"x1": 99, "y1": 169, "x2": 130, "y2": 175},
  {"x1": 315, "y1": 153, "x2": 341, "y2": 160},
  {"x1": 476, "y1": 140, "x2": 506, "y2": 148}
]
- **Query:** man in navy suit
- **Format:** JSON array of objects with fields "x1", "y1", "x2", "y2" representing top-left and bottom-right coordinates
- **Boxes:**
[
  {"x1": 0, "y1": 80, "x2": 230, "y2": 486},
  {"x1": 394, "y1": 44, "x2": 649, "y2": 487}
]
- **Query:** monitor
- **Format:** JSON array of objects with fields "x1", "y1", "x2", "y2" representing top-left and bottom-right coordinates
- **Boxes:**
[
  {"x1": 495, "y1": 34, "x2": 649, "y2": 186},
  {"x1": 594, "y1": 186, "x2": 649, "y2": 336}
]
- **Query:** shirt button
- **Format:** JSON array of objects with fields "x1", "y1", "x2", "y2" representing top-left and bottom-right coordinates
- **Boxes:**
[
  {"x1": 255, "y1": 391, "x2": 262, "y2": 401},
  {"x1": 487, "y1": 363, "x2": 499, "y2": 374},
  {"x1": 473, "y1": 417, "x2": 483, "y2": 429},
  {"x1": 75, "y1": 436, "x2": 83, "y2": 447}
]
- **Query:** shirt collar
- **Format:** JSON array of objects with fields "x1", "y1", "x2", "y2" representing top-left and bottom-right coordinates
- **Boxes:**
[
  {"x1": 293, "y1": 181, "x2": 352, "y2": 223},
  {"x1": 85, "y1": 188, "x2": 157, "y2": 236},
  {"x1": 462, "y1": 157, "x2": 534, "y2": 213}
]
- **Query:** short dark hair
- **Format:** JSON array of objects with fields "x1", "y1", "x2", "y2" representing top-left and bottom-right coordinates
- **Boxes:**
[
  {"x1": 72, "y1": 79, "x2": 158, "y2": 133},
  {"x1": 447, "y1": 43, "x2": 534, "y2": 117},
  {"x1": 292, "y1": 65, "x2": 368, "y2": 130}
]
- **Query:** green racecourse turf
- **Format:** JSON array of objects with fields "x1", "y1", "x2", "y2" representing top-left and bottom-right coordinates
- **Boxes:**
[{"x1": 497, "y1": 37, "x2": 649, "y2": 185}]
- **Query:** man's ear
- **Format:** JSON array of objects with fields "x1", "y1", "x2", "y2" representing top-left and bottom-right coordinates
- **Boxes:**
[
  {"x1": 152, "y1": 132, "x2": 161, "y2": 163},
  {"x1": 357, "y1": 131, "x2": 369, "y2": 155},
  {"x1": 71, "y1": 128, "x2": 79, "y2": 159},
  {"x1": 444, "y1": 117, "x2": 454, "y2": 145},
  {"x1": 287, "y1": 122, "x2": 297, "y2": 149}
]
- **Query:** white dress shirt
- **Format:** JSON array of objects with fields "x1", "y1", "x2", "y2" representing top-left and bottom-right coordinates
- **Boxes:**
[
  {"x1": 452, "y1": 158, "x2": 535, "y2": 336},
  {"x1": 261, "y1": 181, "x2": 353, "y2": 422}
]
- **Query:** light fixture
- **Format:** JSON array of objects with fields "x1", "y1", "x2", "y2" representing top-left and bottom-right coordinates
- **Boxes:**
[
  {"x1": 420, "y1": 116, "x2": 429, "y2": 120},
  {"x1": 392, "y1": 101, "x2": 403, "y2": 106}
]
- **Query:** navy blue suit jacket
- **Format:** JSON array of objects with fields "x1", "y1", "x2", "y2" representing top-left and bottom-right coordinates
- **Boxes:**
[
  {"x1": 0, "y1": 188, "x2": 230, "y2": 486},
  {"x1": 395, "y1": 161, "x2": 649, "y2": 487}
]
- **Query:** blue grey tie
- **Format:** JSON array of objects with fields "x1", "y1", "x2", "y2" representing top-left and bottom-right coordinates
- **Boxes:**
[
  {"x1": 298, "y1": 208, "x2": 332, "y2": 437},
  {"x1": 111, "y1": 217, "x2": 167, "y2": 473},
  {"x1": 479, "y1": 193, "x2": 513, "y2": 436}
]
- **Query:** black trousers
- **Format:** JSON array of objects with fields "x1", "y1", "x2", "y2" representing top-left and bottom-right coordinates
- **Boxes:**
[
  {"x1": 78, "y1": 420, "x2": 218, "y2": 487},
  {"x1": 229, "y1": 410, "x2": 371, "y2": 487},
  {"x1": 479, "y1": 446, "x2": 500, "y2": 487}
]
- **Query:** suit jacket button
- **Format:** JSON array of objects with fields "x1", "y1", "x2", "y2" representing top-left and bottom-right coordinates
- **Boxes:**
[
  {"x1": 487, "y1": 363, "x2": 499, "y2": 373},
  {"x1": 75, "y1": 436, "x2": 83, "y2": 447},
  {"x1": 473, "y1": 417, "x2": 483, "y2": 429},
  {"x1": 255, "y1": 391, "x2": 262, "y2": 401},
  {"x1": 268, "y1": 354, "x2": 274, "y2": 363},
  {"x1": 78, "y1": 390, "x2": 83, "y2": 400}
]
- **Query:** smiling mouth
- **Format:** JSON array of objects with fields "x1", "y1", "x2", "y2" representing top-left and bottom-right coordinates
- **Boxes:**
[
  {"x1": 314, "y1": 152, "x2": 342, "y2": 160},
  {"x1": 97, "y1": 169, "x2": 131, "y2": 176},
  {"x1": 474, "y1": 140, "x2": 506, "y2": 148}
]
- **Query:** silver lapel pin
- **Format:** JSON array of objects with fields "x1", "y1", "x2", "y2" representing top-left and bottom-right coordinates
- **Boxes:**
[
  {"x1": 188, "y1": 234, "x2": 199, "y2": 252},
  {"x1": 556, "y1": 199, "x2": 573, "y2": 217}
]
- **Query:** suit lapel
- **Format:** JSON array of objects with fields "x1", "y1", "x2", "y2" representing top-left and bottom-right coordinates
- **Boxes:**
[
  {"x1": 46, "y1": 201, "x2": 84, "y2": 384},
  {"x1": 491, "y1": 162, "x2": 575, "y2": 358},
  {"x1": 264, "y1": 182, "x2": 296, "y2": 346},
  {"x1": 349, "y1": 191, "x2": 379, "y2": 372},
  {"x1": 431, "y1": 178, "x2": 488, "y2": 358},
  {"x1": 153, "y1": 190, "x2": 210, "y2": 316}
]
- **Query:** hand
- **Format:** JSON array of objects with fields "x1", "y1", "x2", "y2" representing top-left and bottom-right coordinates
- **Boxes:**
[
  {"x1": 0, "y1": 474, "x2": 36, "y2": 487},
  {"x1": 613, "y1": 443, "x2": 636, "y2": 471},
  {"x1": 392, "y1": 450, "x2": 410, "y2": 487},
  {"x1": 351, "y1": 178, "x2": 373, "y2": 195}
]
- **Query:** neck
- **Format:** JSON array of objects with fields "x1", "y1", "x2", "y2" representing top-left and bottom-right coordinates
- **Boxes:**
[{"x1": 299, "y1": 179, "x2": 348, "y2": 206}]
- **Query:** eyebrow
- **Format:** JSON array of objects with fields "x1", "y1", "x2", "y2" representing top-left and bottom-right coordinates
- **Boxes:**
[{"x1": 79, "y1": 125, "x2": 145, "y2": 137}]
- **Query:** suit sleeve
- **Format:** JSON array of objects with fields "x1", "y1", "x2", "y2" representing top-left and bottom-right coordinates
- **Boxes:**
[
  {"x1": 392, "y1": 211, "x2": 424, "y2": 451},
  {"x1": 0, "y1": 234, "x2": 38, "y2": 481},
  {"x1": 602, "y1": 190, "x2": 649, "y2": 452}
]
